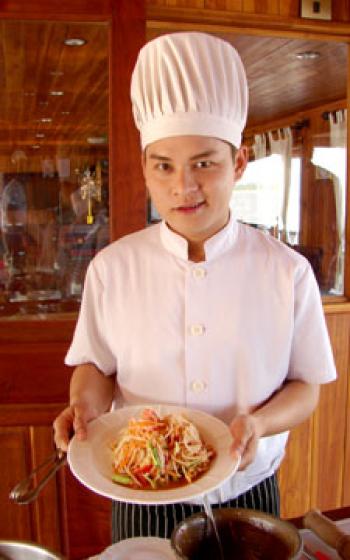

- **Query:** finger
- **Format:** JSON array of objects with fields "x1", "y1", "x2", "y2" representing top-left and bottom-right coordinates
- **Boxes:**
[
  {"x1": 53, "y1": 406, "x2": 76, "y2": 451},
  {"x1": 237, "y1": 435, "x2": 258, "y2": 470},
  {"x1": 230, "y1": 432, "x2": 249, "y2": 457},
  {"x1": 53, "y1": 412, "x2": 72, "y2": 452},
  {"x1": 72, "y1": 405, "x2": 88, "y2": 441}
]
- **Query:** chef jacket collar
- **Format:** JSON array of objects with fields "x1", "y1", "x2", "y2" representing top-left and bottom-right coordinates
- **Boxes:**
[{"x1": 159, "y1": 212, "x2": 239, "y2": 262}]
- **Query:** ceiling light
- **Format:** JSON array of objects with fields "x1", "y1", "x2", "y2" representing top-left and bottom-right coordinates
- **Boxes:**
[
  {"x1": 39, "y1": 118, "x2": 52, "y2": 123},
  {"x1": 35, "y1": 133, "x2": 45, "y2": 138},
  {"x1": 31, "y1": 145, "x2": 41, "y2": 149},
  {"x1": 64, "y1": 37, "x2": 87, "y2": 47},
  {"x1": 295, "y1": 51, "x2": 320, "y2": 60},
  {"x1": 61, "y1": 111, "x2": 70, "y2": 115},
  {"x1": 49, "y1": 91, "x2": 64, "y2": 96}
]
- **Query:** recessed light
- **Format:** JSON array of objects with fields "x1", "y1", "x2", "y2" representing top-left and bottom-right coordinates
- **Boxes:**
[
  {"x1": 61, "y1": 111, "x2": 70, "y2": 115},
  {"x1": 64, "y1": 37, "x2": 87, "y2": 47},
  {"x1": 49, "y1": 91, "x2": 64, "y2": 96},
  {"x1": 39, "y1": 118, "x2": 52, "y2": 123},
  {"x1": 35, "y1": 133, "x2": 45, "y2": 138},
  {"x1": 31, "y1": 144, "x2": 41, "y2": 149},
  {"x1": 295, "y1": 51, "x2": 320, "y2": 60}
]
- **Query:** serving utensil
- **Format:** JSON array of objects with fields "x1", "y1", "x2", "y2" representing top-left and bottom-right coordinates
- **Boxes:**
[{"x1": 9, "y1": 450, "x2": 66, "y2": 504}]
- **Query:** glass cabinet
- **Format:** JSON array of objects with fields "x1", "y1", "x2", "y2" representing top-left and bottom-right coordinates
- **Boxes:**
[{"x1": 0, "y1": 20, "x2": 109, "y2": 316}]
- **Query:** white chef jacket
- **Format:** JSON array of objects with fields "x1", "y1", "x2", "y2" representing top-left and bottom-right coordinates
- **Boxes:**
[{"x1": 65, "y1": 214, "x2": 336, "y2": 504}]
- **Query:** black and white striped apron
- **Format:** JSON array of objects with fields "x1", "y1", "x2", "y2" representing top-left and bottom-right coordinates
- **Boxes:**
[{"x1": 111, "y1": 473, "x2": 280, "y2": 542}]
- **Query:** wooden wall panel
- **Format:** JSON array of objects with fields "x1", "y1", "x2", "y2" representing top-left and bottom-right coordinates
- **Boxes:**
[
  {"x1": 0, "y1": 0, "x2": 112, "y2": 19},
  {"x1": 60, "y1": 467, "x2": 111, "y2": 559},
  {"x1": 205, "y1": 0, "x2": 243, "y2": 10},
  {"x1": 0, "y1": 427, "x2": 33, "y2": 540},
  {"x1": 0, "y1": 342, "x2": 72, "y2": 404},
  {"x1": 279, "y1": 0, "x2": 299, "y2": 17},
  {"x1": 109, "y1": 0, "x2": 146, "y2": 241},
  {"x1": 278, "y1": 419, "x2": 313, "y2": 519},
  {"x1": 343, "y1": 314, "x2": 350, "y2": 506},
  {"x1": 30, "y1": 426, "x2": 62, "y2": 552},
  {"x1": 311, "y1": 313, "x2": 350, "y2": 511},
  {"x1": 146, "y1": 0, "x2": 350, "y2": 22},
  {"x1": 243, "y1": 0, "x2": 279, "y2": 14}
]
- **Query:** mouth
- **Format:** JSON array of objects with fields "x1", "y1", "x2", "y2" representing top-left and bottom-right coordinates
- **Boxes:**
[{"x1": 174, "y1": 201, "x2": 206, "y2": 214}]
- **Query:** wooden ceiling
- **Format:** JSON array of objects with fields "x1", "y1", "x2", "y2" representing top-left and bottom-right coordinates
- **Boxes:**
[
  {"x1": 0, "y1": 21, "x2": 347, "y2": 173},
  {"x1": 0, "y1": 21, "x2": 109, "y2": 173},
  {"x1": 147, "y1": 28, "x2": 348, "y2": 130}
]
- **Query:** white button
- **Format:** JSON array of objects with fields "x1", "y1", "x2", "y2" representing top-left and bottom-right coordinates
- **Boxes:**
[
  {"x1": 190, "y1": 324, "x2": 205, "y2": 336},
  {"x1": 193, "y1": 267, "x2": 206, "y2": 279},
  {"x1": 190, "y1": 380, "x2": 207, "y2": 393}
]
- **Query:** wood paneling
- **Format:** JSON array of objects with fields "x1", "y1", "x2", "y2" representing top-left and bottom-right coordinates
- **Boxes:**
[
  {"x1": 0, "y1": 20, "x2": 109, "y2": 173},
  {"x1": 205, "y1": 0, "x2": 243, "y2": 10},
  {"x1": 243, "y1": 0, "x2": 279, "y2": 14},
  {"x1": 311, "y1": 313, "x2": 350, "y2": 510},
  {"x1": 279, "y1": 310, "x2": 350, "y2": 519},
  {"x1": 278, "y1": 419, "x2": 313, "y2": 519},
  {"x1": 0, "y1": 427, "x2": 32, "y2": 541},
  {"x1": 109, "y1": 0, "x2": 146, "y2": 240},
  {"x1": 145, "y1": 30, "x2": 347, "y2": 130},
  {"x1": 147, "y1": 0, "x2": 350, "y2": 21},
  {"x1": 0, "y1": 0, "x2": 113, "y2": 19},
  {"x1": 60, "y1": 467, "x2": 111, "y2": 559}
]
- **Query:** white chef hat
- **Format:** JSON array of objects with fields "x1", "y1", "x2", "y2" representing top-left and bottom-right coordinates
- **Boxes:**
[{"x1": 130, "y1": 32, "x2": 248, "y2": 150}]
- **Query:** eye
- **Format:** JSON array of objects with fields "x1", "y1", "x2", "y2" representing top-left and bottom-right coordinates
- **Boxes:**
[
  {"x1": 194, "y1": 160, "x2": 212, "y2": 169},
  {"x1": 154, "y1": 162, "x2": 172, "y2": 172}
]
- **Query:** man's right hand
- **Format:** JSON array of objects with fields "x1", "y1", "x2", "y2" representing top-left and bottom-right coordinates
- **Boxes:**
[
  {"x1": 53, "y1": 403, "x2": 97, "y2": 452},
  {"x1": 53, "y1": 363, "x2": 115, "y2": 452}
]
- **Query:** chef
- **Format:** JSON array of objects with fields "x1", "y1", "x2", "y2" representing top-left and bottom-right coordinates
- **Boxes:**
[{"x1": 54, "y1": 31, "x2": 337, "y2": 541}]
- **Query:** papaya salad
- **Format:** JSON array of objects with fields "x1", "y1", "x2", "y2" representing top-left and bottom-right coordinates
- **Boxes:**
[{"x1": 111, "y1": 408, "x2": 216, "y2": 490}]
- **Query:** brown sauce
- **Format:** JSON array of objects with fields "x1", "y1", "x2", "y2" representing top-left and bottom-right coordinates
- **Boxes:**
[
  {"x1": 179, "y1": 519, "x2": 292, "y2": 560},
  {"x1": 114, "y1": 472, "x2": 205, "y2": 491}
]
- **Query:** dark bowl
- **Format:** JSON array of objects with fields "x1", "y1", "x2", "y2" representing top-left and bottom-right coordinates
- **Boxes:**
[{"x1": 171, "y1": 507, "x2": 302, "y2": 560}]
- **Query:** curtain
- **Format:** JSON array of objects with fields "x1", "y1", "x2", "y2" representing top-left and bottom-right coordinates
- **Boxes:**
[
  {"x1": 252, "y1": 133, "x2": 267, "y2": 159},
  {"x1": 330, "y1": 109, "x2": 347, "y2": 293},
  {"x1": 267, "y1": 127, "x2": 293, "y2": 236},
  {"x1": 251, "y1": 128, "x2": 293, "y2": 237}
]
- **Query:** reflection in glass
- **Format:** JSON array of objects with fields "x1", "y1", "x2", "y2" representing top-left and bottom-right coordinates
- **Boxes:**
[{"x1": 0, "y1": 21, "x2": 109, "y2": 316}]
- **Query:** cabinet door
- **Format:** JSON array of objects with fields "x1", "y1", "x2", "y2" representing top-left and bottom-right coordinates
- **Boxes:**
[{"x1": 0, "y1": 423, "x2": 61, "y2": 552}]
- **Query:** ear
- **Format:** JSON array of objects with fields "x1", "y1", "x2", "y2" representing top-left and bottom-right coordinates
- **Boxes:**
[{"x1": 233, "y1": 145, "x2": 249, "y2": 182}]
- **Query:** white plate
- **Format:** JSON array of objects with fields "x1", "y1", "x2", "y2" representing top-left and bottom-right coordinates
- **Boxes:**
[
  {"x1": 68, "y1": 404, "x2": 240, "y2": 505},
  {"x1": 98, "y1": 537, "x2": 176, "y2": 560}
]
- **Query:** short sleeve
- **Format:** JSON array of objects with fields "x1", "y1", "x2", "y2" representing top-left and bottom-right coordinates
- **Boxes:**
[
  {"x1": 288, "y1": 262, "x2": 337, "y2": 384},
  {"x1": 65, "y1": 259, "x2": 116, "y2": 375}
]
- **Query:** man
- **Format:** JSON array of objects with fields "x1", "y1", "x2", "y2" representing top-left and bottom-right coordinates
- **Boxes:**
[{"x1": 54, "y1": 32, "x2": 336, "y2": 540}]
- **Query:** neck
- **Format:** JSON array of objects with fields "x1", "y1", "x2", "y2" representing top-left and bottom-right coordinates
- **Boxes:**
[{"x1": 188, "y1": 241, "x2": 205, "y2": 262}]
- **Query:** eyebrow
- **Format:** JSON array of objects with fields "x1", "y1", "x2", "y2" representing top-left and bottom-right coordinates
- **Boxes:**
[{"x1": 148, "y1": 150, "x2": 218, "y2": 161}]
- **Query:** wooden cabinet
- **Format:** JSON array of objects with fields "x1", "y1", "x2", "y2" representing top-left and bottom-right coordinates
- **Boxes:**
[{"x1": 0, "y1": 322, "x2": 112, "y2": 559}]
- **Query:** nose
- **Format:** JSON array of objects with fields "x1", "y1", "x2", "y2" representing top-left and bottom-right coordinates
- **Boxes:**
[{"x1": 172, "y1": 168, "x2": 199, "y2": 197}]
